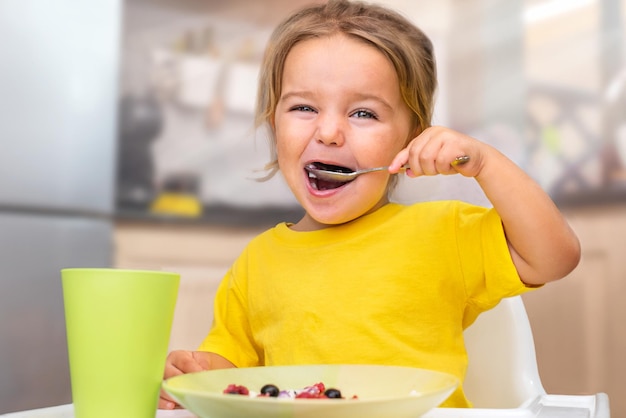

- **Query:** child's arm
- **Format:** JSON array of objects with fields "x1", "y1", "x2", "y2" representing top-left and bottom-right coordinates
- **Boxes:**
[
  {"x1": 471, "y1": 142, "x2": 580, "y2": 285},
  {"x1": 390, "y1": 126, "x2": 581, "y2": 286},
  {"x1": 159, "y1": 350, "x2": 236, "y2": 409}
]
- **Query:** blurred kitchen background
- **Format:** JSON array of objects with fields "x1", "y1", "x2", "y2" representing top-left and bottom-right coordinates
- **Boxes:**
[{"x1": 1, "y1": 0, "x2": 625, "y2": 415}]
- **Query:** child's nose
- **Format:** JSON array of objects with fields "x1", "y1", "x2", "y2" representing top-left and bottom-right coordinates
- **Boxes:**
[
  {"x1": 316, "y1": 134, "x2": 344, "y2": 146},
  {"x1": 315, "y1": 114, "x2": 346, "y2": 146}
]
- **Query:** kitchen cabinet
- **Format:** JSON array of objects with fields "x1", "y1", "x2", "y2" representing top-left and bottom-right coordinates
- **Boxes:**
[
  {"x1": 113, "y1": 220, "x2": 264, "y2": 351},
  {"x1": 522, "y1": 204, "x2": 626, "y2": 416}
]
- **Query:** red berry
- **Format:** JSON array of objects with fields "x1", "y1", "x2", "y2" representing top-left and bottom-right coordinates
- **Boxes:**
[
  {"x1": 223, "y1": 384, "x2": 249, "y2": 395},
  {"x1": 295, "y1": 391, "x2": 317, "y2": 398},
  {"x1": 313, "y1": 382, "x2": 326, "y2": 393}
]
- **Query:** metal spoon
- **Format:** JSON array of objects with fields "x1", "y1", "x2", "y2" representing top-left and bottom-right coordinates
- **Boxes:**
[{"x1": 306, "y1": 155, "x2": 470, "y2": 182}]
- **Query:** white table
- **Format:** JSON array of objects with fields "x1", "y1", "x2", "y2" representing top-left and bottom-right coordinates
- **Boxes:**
[
  {"x1": 0, "y1": 405, "x2": 195, "y2": 418},
  {"x1": 0, "y1": 394, "x2": 610, "y2": 418}
]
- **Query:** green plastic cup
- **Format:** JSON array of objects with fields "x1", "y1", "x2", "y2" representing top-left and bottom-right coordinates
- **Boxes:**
[{"x1": 62, "y1": 268, "x2": 180, "y2": 418}]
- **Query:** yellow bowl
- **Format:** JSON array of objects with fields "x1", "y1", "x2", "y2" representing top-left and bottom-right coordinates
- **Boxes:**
[{"x1": 163, "y1": 364, "x2": 458, "y2": 418}]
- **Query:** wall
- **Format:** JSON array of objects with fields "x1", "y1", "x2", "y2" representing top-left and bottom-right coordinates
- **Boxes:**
[{"x1": 120, "y1": 0, "x2": 626, "y2": 213}]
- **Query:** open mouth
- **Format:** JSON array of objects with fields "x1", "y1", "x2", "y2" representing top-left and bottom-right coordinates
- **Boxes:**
[{"x1": 304, "y1": 162, "x2": 354, "y2": 191}]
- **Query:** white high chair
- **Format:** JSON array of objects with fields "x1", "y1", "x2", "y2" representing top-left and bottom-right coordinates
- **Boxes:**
[
  {"x1": 425, "y1": 296, "x2": 610, "y2": 417},
  {"x1": 464, "y1": 295, "x2": 546, "y2": 408}
]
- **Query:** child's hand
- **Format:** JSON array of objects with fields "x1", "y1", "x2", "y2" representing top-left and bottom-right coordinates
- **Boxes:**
[
  {"x1": 158, "y1": 350, "x2": 211, "y2": 409},
  {"x1": 389, "y1": 126, "x2": 485, "y2": 178},
  {"x1": 159, "y1": 350, "x2": 236, "y2": 409}
]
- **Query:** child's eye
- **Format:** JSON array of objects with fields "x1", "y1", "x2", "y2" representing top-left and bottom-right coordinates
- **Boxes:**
[
  {"x1": 291, "y1": 105, "x2": 316, "y2": 113},
  {"x1": 351, "y1": 109, "x2": 378, "y2": 119}
]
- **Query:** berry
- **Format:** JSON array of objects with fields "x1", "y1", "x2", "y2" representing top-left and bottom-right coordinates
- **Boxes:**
[
  {"x1": 222, "y1": 381, "x2": 352, "y2": 399},
  {"x1": 324, "y1": 388, "x2": 342, "y2": 399},
  {"x1": 311, "y1": 382, "x2": 326, "y2": 394},
  {"x1": 260, "y1": 384, "x2": 280, "y2": 397},
  {"x1": 223, "y1": 384, "x2": 249, "y2": 395},
  {"x1": 295, "y1": 391, "x2": 317, "y2": 398}
]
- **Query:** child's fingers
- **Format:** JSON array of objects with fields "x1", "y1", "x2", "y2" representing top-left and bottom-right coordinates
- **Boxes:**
[
  {"x1": 388, "y1": 148, "x2": 410, "y2": 172},
  {"x1": 431, "y1": 153, "x2": 469, "y2": 175},
  {"x1": 159, "y1": 350, "x2": 207, "y2": 410},
  {"x1": 409, "y1": 134, "x2": 442, "y2": 176},
  {"x1": 171, "y1": 352, "x2": 207, "y2": 374},
  {"x1": 394, "y1": 127, "x2": 475, "y2": 177},
  {"x1": 192, "y1": 351, "x2": 212, "y2": 370},
  {"x1": 158, "y1": 392, "x2": 179, "y2": 410}
]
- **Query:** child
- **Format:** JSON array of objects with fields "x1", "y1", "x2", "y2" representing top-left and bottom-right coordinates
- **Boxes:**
[{"x1": 159, "y1": 0, "x2": 580, "y2": 409}]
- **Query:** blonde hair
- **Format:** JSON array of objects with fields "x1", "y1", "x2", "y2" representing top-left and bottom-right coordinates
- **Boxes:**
[{"x1": 256, "y1": 0, "x2": 437, "y2": 179}]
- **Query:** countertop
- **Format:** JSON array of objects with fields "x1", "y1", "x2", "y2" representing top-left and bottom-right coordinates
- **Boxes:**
[{"x1": 115, "y1": 204, "x2": 304, "y2": 228}]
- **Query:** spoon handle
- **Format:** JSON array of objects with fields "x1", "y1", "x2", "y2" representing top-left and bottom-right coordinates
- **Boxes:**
[
  {"x1": 392, "y1": 156, "x2": 469, "y2": 171},
  {"x1": 451, "y1": 155, "x2": 470, "y2": 166},
  {"x1": 387, "y1": 156, "x2": 468, "y2": 172}
]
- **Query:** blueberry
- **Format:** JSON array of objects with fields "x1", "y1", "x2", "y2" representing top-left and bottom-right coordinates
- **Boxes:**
[
  {"x1": 324, "y1": 388, "x2": 342, "y2": 399},
  {"x1": 260, "y1": 384, "x2": 280, "y2": 397}
]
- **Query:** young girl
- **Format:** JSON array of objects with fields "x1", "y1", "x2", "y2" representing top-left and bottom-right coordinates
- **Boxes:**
[{"x1": 159, "y1": 0, "x2": 580, "y2": 409}]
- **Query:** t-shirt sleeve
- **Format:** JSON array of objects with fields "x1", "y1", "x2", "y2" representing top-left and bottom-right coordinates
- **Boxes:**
[
  {"x1": 455, "y1": 203, "x2": 536, "y2": 328},
  {"x1": 197, "y1": 251, "x2": 262, "y2": 367}
]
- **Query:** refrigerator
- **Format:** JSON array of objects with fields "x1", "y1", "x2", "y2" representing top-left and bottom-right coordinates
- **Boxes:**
[{"x1": 0, "y1": 1, "x2": 121, "y2": 413}]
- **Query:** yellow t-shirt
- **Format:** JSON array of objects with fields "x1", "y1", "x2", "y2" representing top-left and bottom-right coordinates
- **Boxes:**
[{"x1": 199, "y1": 201, "x2": 534, "y2": 407}]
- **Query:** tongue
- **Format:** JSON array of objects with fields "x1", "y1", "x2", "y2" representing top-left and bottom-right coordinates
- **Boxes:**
[{"x1": 316, "y1": 178, "x2": 346, "y2": 190}]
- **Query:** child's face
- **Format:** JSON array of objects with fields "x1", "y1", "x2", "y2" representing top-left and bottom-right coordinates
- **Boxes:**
[{"x1": 274, "y1": 34, "x2": 414, "y2": 230}]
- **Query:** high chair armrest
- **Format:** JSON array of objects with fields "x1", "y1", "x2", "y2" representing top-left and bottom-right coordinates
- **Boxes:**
[
  {"x1": 424, "y1": 393, "x2": 610, "y2": 418},
  {"x1": 526, "y1": 393, "x2": 610, "y2": 418}
]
